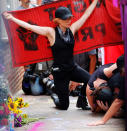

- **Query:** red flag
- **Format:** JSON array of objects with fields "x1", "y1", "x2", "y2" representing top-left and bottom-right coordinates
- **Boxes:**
[{"x1": 2, "y1": 0, "x2": 123, "y2": 67}]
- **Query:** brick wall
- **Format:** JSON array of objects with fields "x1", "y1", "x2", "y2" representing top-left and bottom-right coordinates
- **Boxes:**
[
  {"x1": 2, "y1": 41, "x2": 24, "y2": 95},
  {"x1": 0, "y1": 0, "x2": 24, "y2": 95}
]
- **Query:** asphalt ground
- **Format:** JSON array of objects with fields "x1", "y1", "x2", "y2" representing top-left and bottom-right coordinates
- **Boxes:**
[{"x1": 15, "y1": 91, "x2": 125, "y2": 131}]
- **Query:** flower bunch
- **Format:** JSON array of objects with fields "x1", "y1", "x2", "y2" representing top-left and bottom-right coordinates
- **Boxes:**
[
  {"x1": 0, "y1": 103, "x2": 10, "y2": 127},
  {"x1": 0, "y1": 87, "x2": 10, "y2": 128},
  {"x1": 7, "y1": 96, "x2": 29, "y2": 127}
]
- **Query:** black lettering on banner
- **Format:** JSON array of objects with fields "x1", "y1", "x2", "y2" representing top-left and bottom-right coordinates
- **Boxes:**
[
  {"x1": 43, "y1": 0, "x2": 106, "y2": 22},
  {"x1": 67, "y1": 4, "x2": 72, "y2": 13},
  {"x1": 81, "y1": 27, "x2": 93, "y2": 41},
  {"x1": 44, "y1": 7, "x2": 56, "y2": 21},
  {"x1": 115, "y1": 22, "x2": 122, "y2": 31},
  {"x1": 73, "y1": 0, "x2": 87, "y2": 13},
  {"x1": 95, "y1": 23, "x2": 106, "y2": 36},
  {"x1": 88, "y1": 0, "x2": 92, "y2": 4},
  {"x1": 96, "y1": 0, "x2": 106, "y2": 8},
  {"x1": 16, "y1": 21, "x2": 39, "y2": 51}
]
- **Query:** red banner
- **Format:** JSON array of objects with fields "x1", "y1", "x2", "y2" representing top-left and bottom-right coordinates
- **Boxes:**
[
  {"x1": 2, "y1": 0, "x2": 123, "y2": 67},
  {"x1": 104, "y1": 45, "x2": 124, "y2": 64}
]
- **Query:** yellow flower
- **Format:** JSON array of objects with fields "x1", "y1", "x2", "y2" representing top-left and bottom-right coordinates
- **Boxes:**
[
  {"x1": 15, "y1": 109, "x2": 22, "y2": 114},
  {"x1": 8, "y1": 102, "x2": 17, "y2": 112},
  {"x1": 14, "y1": 97, "x2": 25, "y2": 108},
  {"x1": 8, "y1": 96, "x2": 29, "y2": 116},
  {"x1": 18, "y1": 98, "x2": 24, "y2": 103},
  {"x1": 24, "y1": 103, "x2": 29, "y2": 108},
  {"x1": 8, "y1": 97, "x2": 13, "y2": 103},
  {"x1": 18, "y1": 102, "x2": 24, "y2": 108},
  {"x1": 22, "y1": 114, "x2": 28, "y2": 118},
  {"x1": 14, "y1": 101, "x2": 19, "y2": 107}
]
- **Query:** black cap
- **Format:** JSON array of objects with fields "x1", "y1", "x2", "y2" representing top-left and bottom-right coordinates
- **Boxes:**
[
  {"x1": 113, "y1": 55, "x2": 124, "y2": 74},
  {"x1": 55, "y1": 7, "x2": 73, "y2": 20}
]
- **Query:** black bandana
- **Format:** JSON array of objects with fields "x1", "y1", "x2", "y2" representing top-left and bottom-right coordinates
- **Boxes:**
[{"x1": 57, "y1": 26, "x2": 71, "y2": 43}]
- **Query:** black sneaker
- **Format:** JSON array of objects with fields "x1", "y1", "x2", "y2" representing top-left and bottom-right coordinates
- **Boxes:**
[
  {"x1": 76, "y1": 96, "x2": 82, "y2": 108},
  {"x1": 51, "y1": 93, "x2": 60, "y2": 106},
  {"x1": 76, "y1": 96, "x2": 91, "y2": 110}
]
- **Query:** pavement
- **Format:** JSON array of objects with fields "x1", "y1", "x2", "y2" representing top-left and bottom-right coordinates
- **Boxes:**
[{"x1": 14, "y1": 90, "x2": 125, "y2": 131}]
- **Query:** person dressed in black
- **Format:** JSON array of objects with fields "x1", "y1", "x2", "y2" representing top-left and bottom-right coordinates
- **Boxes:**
[
  {"x1": 86, "y1": 63, "x2": 116, "y2": 112},
  {"x1": 88, "y1": 54, "x2": 125, "y2": 126},
  {"x1": 86, "y1": 55, "x2": 124, "y2": 112},
  {"x1": 88, "y1": 72, "x2": 124, "y2": 113},
  {"x1": 3, "y1": 0, "x2": 98, "y2": 110}
]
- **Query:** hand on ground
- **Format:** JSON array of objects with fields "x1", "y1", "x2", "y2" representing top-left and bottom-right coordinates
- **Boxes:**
[{"x1": 87, "y1": 120, "x2": 105, "y2": 126}]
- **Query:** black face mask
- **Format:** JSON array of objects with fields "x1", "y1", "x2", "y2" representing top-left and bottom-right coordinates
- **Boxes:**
[{"x1": 57, "y1": 26, "x2": 71, "y2": 43}]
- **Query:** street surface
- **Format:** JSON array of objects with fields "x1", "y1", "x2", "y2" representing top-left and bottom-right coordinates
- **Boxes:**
[{"x1": 15, "y1": 90, "x2": 125, "y2": 131}]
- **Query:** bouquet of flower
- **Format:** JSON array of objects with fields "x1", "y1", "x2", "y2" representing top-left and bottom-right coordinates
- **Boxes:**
[
  {"x1": 0, "y1": 103, "x2": 10, "y2": 127},
  {"x1": 0, "y1": 87, "x2": 10, "y2": 128},
  {"x1": 7, "y1": 96, "x2": 44, "y2": 127},
  {"x1": 7, "y1": 96, "x2": 29, "y2": 127}
]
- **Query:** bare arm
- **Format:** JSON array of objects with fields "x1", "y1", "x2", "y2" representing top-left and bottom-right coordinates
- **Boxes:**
[
  {"x1": 104, "y1": 63, "x2": 117, "y2": 78},
  {"x1": 86, "y1": 85, "x2": 102, "y2": 112},
  {"x1": 70, "y1": 0, "x2": 98, "y2": 35},
  {"x1": 101, "y1": 99, "x2": 124, "y2": 123},
  {"x1": 3, "y1": 12, "x2": 54, "y2": 39},
  {"x1": 88, "y1": 99, "x2": 124, "y2": 126},
  {"x1": 86, "y1": 84, "x2": 95, "y2": 111}
]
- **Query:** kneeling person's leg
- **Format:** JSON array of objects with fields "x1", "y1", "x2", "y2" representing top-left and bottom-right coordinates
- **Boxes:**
[
  {"x1": 71, "y1": 66, "x2": 91, "y2": 110},
  {"x1": 53, "y1": 72, "x2": 70, "y2": 110}
]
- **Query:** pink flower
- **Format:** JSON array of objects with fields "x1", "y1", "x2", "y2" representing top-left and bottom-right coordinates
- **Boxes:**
[
  {"x1": 4, "y1": 106, "x2": 10, "y2": 115},
  {"x1": 0, "y1": 110, "x2": 4, "y2": 115},
  {"x1": 1, "y1": 103, "x2": 10, "y2": 115},
  {"x1": 2, "y1": 103, "x2": 6, "y2": 107},
  {"x1": 1, "y1": 118, "x2": 8, "y2": 126}
]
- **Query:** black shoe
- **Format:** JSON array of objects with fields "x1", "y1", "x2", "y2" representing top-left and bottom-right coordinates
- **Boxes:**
[
  {"x1": 81, "y1": 103, "x2": 91, "y2": 110},
  {"x1": 76, "y1": 96, "x2": 82, "y2": 108},
  {"x1": 51, "y1": 93, "x2": 60, "y2": 106},
  {"x1": 76, "y1": 96, "x2": 91, "y2": 110}
]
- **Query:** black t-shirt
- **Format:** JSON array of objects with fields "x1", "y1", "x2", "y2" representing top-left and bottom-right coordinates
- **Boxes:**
[
  {"x1": 108, "y1": 72, "x2": 122, "y2": 91},
  {"x1": 88, "y1": 63, "x2": 113, "y2": 90},
  {"x1": 108, "y1": 73, "x2": 125, "y2": 100},
  {"x1": 118, "y1": 76, "x2": 125, "y2": 100}
]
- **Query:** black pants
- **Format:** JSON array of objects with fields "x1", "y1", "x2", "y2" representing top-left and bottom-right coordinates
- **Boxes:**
[{"x1": 52, "y1": 64, "x2": 90, "y2": 110}]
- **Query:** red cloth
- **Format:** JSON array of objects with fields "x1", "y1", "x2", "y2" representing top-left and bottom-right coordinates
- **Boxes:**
[
  {"x1": 104, "y1": 45, "x2": 124, "y2": 64},
  {"x1": 2, "y1": 0, "x2": 123, "y2": 67}
]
